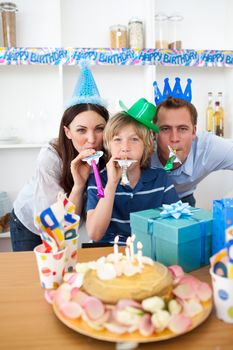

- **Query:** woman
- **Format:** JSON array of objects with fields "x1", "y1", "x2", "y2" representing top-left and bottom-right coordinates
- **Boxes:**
[{"x1": 10, "y1": 62, "x2": 109, "y2": 251}]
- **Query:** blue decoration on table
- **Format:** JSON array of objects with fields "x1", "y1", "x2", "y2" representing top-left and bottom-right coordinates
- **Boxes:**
[
  {"x1": 212, "y1": 198, "x2": 233, "y2": 254},
  {"x1": 153, "y1": 77, "x2": 192, "y2": 105},
  {"x1": 160, "y1": 200, "x2": 193, "y2": 219}
]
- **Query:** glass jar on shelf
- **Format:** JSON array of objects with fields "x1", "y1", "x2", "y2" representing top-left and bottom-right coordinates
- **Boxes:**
[
  {"x1": 168, "y1": 13, "x2": 183, "y2": 49},
  {"x1": 128, "y1": 17, "x2": 144, "y2": 49},
  {"x1": 0, "y1": 2, "x2": 18, "y2": 47},
  {"x1": 154, "y1": 12, "x2": 168, "y2": 49},
  {"x1": 110, "y1": 24, "x2": 127, "y2": 49}
]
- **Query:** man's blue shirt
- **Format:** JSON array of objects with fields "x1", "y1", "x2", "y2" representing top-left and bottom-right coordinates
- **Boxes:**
[
  {"x1": 87, "y1": 167, "x2": 179, "y2": 243},
  {"x1": 151, "y1": 131, "x2": 233, "y2": 198}
]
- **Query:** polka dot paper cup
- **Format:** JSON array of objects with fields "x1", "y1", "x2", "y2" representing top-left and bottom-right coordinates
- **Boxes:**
[
  {"x1": 65, "y1": 234, "x2": 79, "y2": 272},
  {"x1": 210, "y1": 268, "x2": 233, "y2": 323},
  {"x1": 34, "y1": 244, "x2": 67, "y2": 289}
]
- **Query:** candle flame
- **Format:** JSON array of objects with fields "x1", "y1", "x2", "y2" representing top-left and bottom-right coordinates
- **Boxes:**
[
  {"x1": 114, "y1": 235, "x2": 119, "y2": 244},
  {"x1": 137, "y1": 241, "x2": 143, "y2": 250}
]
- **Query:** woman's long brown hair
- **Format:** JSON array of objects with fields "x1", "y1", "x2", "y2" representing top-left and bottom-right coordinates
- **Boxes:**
[{"x1": 51, "y1": 103, "x2": 109, "y2": 195}]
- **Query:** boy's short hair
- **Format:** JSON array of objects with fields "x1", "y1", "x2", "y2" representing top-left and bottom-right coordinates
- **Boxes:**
[
  {"x1": 153, "y1": 97, "x2": 198, "y2": 126},
  {"x1": 104, "y1": 112, "x2": 154, "y2": 168}
]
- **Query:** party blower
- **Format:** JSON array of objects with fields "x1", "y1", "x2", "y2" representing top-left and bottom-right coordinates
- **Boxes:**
[
  {"x1": 114, "y1": 159, "x2": 137, "y2": 186},
  {"x1": 82, "y1": 151, "x2": 105, "y2": 198},
  {"x1": 164, "y1": 145, "x2": 182, "y2": 171}
]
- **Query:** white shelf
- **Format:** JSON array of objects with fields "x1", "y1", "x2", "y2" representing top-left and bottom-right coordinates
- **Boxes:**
[{"x1": 0, "y1": 143, "x2": 44, "y2": 149}]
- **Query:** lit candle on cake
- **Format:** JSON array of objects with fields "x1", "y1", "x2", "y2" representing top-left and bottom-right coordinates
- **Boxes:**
[
  {"x1": 125, "y1": 236, "x2": 131, "y2": 261},
  {"x1": 130, "y1": 234, "x2": 136, "y2": 261},
  {"x1": 137, "y1": 241, "x2": 143, "y2": 267},
  {"x1": 113, "y1": 235, "x2": 119, "y2": 263}
]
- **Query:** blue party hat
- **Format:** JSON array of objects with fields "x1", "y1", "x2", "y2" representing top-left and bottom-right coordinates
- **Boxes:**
[
  {"x1": 153, "y1": 77, "x2": 192, "y2": 105},
  {"x1": 66, "y1": 60, "x2": 106, "y2": 109}
]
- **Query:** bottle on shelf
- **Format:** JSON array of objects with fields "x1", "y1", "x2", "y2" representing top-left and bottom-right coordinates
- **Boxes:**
[
  {"x1": 216, "y1": 92, "x2": 224, "y2": 136},
  {"x1": 206, "y1": 92, "x2": 215, "y2": 133},
  {"x1": 214, "y1": 98, "x2": 224, "y2": 137}
]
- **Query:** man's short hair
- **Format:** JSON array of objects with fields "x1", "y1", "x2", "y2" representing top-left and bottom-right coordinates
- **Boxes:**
[{"x1": 153, "y1": 97, "x2": 198, "y2": 126}]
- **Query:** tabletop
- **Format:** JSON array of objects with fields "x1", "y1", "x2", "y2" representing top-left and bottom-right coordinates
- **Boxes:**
[{"x1": 0, "y1": 247, "x2": 232, "y2": 350}]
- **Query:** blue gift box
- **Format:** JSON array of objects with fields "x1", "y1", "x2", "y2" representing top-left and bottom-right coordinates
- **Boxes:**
[
  {"x1": 130, "y1": 208, "x2": 213, "y2": 272},
  {"x1": 212, "y1": 198, "x2": 233, "y2": 254}
]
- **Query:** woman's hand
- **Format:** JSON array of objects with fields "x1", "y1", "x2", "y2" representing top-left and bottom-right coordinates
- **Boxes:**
[{"x1": 70, "y1": 149, "x2": 96, "y2": 190}]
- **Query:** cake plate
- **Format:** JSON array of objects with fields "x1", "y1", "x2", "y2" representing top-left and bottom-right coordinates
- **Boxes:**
[{"x1": 53, "y1": 299, "x2": 212, "y2": 346}]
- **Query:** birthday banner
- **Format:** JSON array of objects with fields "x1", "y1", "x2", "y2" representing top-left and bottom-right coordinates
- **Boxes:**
[{"x1": 1, "y1": 48, "x2": 233, "y2": 67}]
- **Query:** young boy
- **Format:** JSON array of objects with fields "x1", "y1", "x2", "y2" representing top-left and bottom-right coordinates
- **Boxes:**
[{"x1": 86, "y1": 98, "x2": 179, "y2": 244}]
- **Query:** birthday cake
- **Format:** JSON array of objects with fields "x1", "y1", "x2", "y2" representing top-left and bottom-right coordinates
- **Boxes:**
[
  {"x1": 50, "y1": 245, "x2": 213, "y2": 337},
  {"x1": 82, "y1": 254, "x2": 172, "y2": 304}
]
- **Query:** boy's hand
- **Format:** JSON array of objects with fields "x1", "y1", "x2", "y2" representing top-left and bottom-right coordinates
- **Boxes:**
[{"x1": 106, "y1": 157, "x2": 122, "y2": 185}]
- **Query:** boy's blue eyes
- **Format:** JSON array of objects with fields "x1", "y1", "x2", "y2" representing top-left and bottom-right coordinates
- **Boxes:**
[{"x1": 113, "y1": 137, "x2": 140, "y2": 142}]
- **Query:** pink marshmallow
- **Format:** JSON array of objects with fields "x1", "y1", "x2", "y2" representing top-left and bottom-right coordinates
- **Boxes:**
[
  {"x1": 173, "y1": 275, "x2": 200, "y2": 300},
  {"x1": 139, "y1": 314, "x2": 155, "y2": 336},
  {"x1": 181, "y1": 298, "x2": 203, "y2": 317},
  {"x1": 83, "y1": 296, "x2": 105, "y2": 320},
  {"x1": 44, "y1": 289, "x2": 56, "y2": 304},
  {"x1": 196, "y1": 282, "x2": 212, "y2": 302},
  {"x1": 54, "y1": 284, "x2": 72, "y2": 307},
  {"x1": 104, "y1": 322, "x2": 128, "y2": 334},
  {"x1": 168, "y1": 265, "x2": 185, "y2": 279},
  {"x1": 59, "y1": 301, "x2": 82, "y2": 319},
  {"x1": 116, "y1": 299, "x2": 142, "y2": 310},
  {"x1": 71, "y1": 290, "x2": 90, "y2": 306},
  {"x1": 168, "y1": 314, "x2": 192, "y2": 334}
]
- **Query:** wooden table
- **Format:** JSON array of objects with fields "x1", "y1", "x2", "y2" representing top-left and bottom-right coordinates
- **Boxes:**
[{"x1": 0, "y1": 248, "x2": 232, "y2": 350}]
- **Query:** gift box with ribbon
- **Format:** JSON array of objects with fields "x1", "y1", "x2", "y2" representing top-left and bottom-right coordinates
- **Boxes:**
[
  {"x1": 130, "y1": 201, "x2": 213, "y2": 272},
  {"x1": 212, "y1": 198, "x2": 233, "y2": 255}
]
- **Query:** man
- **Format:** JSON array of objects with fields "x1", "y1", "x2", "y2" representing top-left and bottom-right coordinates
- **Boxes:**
[{"x1": 151, "y1": 97, "x2": 233, "y2": 206}]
